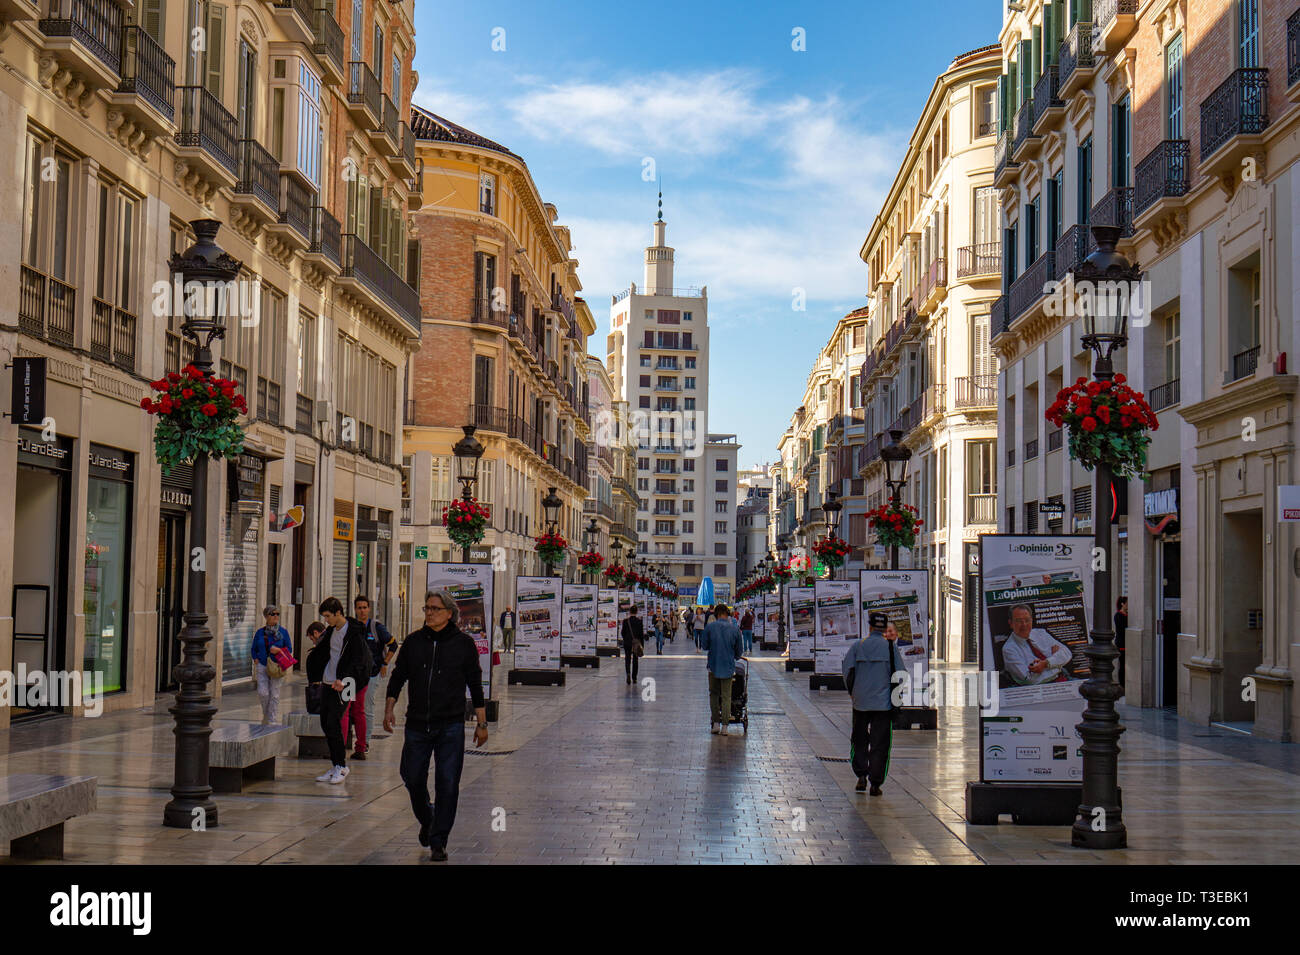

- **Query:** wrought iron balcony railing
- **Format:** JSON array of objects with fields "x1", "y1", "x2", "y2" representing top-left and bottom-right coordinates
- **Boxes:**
[
  {"x1": 468, "y1": 403, "x2": 510, "y2": 434},
  {"x1": 1059, "y1": 21, "x2": 1094, "y2": 90},
  {"x1": 348, "y1": 60, "x2": 381, "y2": 120},
  {"x1": 40, "y1": 0, "x2": 123, "y2": 74},
  {"x1": 957, "y1": 242, "x2": 1000, "y2": 278},
  {"x1": 1200, "y1": 68, "x2": 1269, "y2": 161},
  {"x1": 1290, "y1": 10, "x2": 1300, "y2": 89},
  {"x1": 1009, "y1": 250, "x2": 1054, "y2": 321},
  {"x1": 1231, "y1": 345, "x2": 1261, "y2": 382},
  {"x1": 312, "y1": 6, "x2": 344, "y2": 80},
  {"x1": 1013, "y1": 101, "x2": 1034, "y2": 155},
  {"x1": 235, "y1": 138, "x2": 279, "y2": 210},
  {"x1": 1032, "y1": 64, "x2": 1062, "y2": 130},
  {"x1": 19, "y1": 265, "x2": 75, "y2": 347},
  {"x1": 340, "y1": 232, "x2": 419, "y2": 334},
  {"x1": 1147, "y1": 378, "x2": 1180, "y2": 412},
  {"x1": 1091, "y1": 186, "x2": 1133, "y2": 237},
  {"x1": 279, "y1": 173, "x2": 313, "y2": 242},
  {"x1": 1134, "y1": 139, "x2": 1190, "y2": 217},
  {"x1": 382, "y1": 93, "x2": 400, "y2": 144},
  {"x1": 1047, "y1": 428, "x2": 1063, "y2": 452},
  {"x1": 89, "y1": 298, "x2": 136, "y2": 371},
  {"x1": 953, "y1": 374, "x2": 997, "y2": 409},
  {"x1": 1094, "y1": 0, "x2": 1138, "y2": 37},
  {"x1": 309, "y1": 205, "x2": 341, "y2": 266},
  {"x1": 117, "y1": 24, "x2": 174, "y2": 120},
  {"x1": 175, "y1": 85, "x2": 238, "y2": 176},
  {"x1": 1054, "y1": 223, "x2": 1095, "y2": 280}
]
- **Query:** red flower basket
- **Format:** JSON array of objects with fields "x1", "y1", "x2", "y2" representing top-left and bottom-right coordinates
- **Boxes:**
[
  {"x1": 1045, "y1": 373, "x2": 1157, "y2": 479},
  {"x1": 142, "y1": 364, "x2": 247, "y2": 472},
  {"x1": 867, "y1": 502, "x2": 922, "y2": 551},
  {"x1": 812, "y1": 535, "x2": 852, "y2": 568},
  {"x1": 534, "y1": 531, "x2": 568, "y2": 567},
  {"x1": 442, "y1": 498, "x2": 490, "y2": 550}
]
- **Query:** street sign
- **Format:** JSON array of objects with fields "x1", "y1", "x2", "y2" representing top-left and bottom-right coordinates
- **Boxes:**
[
  {"x1": 10, "y1": 356, "x2": 46, "y2": 425},
  {"x1": 1279, "y1": 486, "x2": 1300, "y2": 522},
  {"x1": 414, "y1": 545, "x2": 428, "y2": 559}
]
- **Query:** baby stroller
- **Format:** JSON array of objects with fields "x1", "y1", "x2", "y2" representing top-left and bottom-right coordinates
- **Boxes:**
[{"x1": 727, "y1": 658, "x2": 749, "y2": 734}]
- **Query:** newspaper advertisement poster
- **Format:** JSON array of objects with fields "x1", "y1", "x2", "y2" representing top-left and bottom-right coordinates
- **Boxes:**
[
  {"x1": 860, "y1": 570, "x2": 930, "y2": 693},
  {"x1": 979, "y1": 535, "x2": 1093, "y2": 783},
  {"x1": 597, "y1": 588, "x2": 619, "y2": 649},
  {"x1": 787, "y1": 585, "x2": 816, "y2": 663},
  {"x1": 752, "y1": 596, "x2": 766, "y2": 641},
  {"x1": 425, "y1": 562, "x2": 494, "y2": 699},
  {"x1": 764, "y1": 594, "x2": 782, "y2": 644},
  {"x1": 562, "y1": 583, "x2": 598, "y2": 658},
  {"x1": 813, "y1": 578, "x2": 861, "y2": 676},
  {"x1": 514, "y1": 576, "x2": 563, "y2": 670}
]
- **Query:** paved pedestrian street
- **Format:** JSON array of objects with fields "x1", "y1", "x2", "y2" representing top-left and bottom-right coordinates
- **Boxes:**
[{"x1": 2, "y1": 647, "x2": 1296, "y2": 865}]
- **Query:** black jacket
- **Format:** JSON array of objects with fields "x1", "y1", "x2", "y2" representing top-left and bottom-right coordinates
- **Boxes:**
[
  {"x1": 305, "y1": 617, "x2": 371, "y2": 689},
  {"x1": 620, "y1": 616, "x2": 644, "y2": 651},
  {"x1": 386, "y1": 623, "x2": 485, "y2": 729}
]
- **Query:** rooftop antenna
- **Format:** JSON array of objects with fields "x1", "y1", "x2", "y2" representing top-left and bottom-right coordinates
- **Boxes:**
[{"x1": 656, "y1": 179, "x2": 663, "y2": 223}]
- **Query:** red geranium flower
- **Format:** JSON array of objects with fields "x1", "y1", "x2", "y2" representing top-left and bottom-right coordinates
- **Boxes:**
[
  {"x1": 1081, "y1": 416, "x2": 1097, "y2": 432},
  {"x1": 200, "y1": 403, "x2": 218, "y2": 417}
]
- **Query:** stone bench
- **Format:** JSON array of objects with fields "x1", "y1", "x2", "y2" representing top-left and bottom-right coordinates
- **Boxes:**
[
  {"x1": 0, "y1": 774, "x2": 97, "y2": 859},
  {"x1": 209, "y1": 722, "x2": 294, "y2": 793},
  {"x1": 288, "y1": 711, "x2": 331, "y2": 759}
]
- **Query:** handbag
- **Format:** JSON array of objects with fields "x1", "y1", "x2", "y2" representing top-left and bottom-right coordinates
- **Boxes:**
[
  {"x1": 305, "y1": 682, "x2": 324, "y2": 715},
  {"x1": 633, "y1": 638, "x2": 644, "y2": 658},
  {"x1": 266, "y1": 659, "x2": 285, "y2": 679}
]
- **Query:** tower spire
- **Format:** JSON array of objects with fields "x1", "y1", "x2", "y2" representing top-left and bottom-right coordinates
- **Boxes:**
[{"x1": 656, "y1": 181, "x2": 663, "y2": 223}]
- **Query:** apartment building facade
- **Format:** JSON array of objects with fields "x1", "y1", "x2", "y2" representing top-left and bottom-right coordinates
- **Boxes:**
[
  {"x1": 607, "y1": 213, "x2": 736, "y2": 599},
  {"x1": 992, "y1": 0, "x2": 1300, "y2": 740},
  {"x1": 1, "y1": 0, "x2": 420, "y2": 727},
  {"x1": 858, "y1": 45, "x2": 1003, "y2": 663},
  {"x1": 401, "y1": 108, "x2": 593, "y2": 632}
]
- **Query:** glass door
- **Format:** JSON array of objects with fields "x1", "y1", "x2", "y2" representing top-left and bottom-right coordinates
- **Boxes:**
[{"x1": 155, "y1": 515, "x2": 186, "y2": 693}]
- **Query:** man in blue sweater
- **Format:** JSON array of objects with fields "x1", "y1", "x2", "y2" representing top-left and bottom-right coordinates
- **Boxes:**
[
  {"x1": 700, "y1": 605, "x2": 744, "y2": 735},
  {"x1": 841, "y1": 611, "x2": 899, "y2": 795}
]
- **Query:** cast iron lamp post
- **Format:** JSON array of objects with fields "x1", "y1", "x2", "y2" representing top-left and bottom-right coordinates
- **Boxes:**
[
  {"x1": 1070, "y1": 224, "x2": 1134, "y2": 850},
  {"x1": 880, "y1": 429, "x2": 913, "y2": 571},
  {"x1": 541, "y1": 486, "x2": 562, "y2": 575},
  {"x1": 163, "y1": 219, "x2": 242, "y2": 829},
  {"x1": 452, "y1": 424, "x2": 485, "y2": 562},
  {"x1": 820, "y1": 487, "x2": 842, "y2": 580},
  {"x1": 582, "y1": 517, "x2": 599, "y2": 583}
]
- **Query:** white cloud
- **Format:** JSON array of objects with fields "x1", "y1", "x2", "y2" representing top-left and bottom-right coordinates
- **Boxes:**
[{"x1": 412, "y1": 84, "x2": 492, "y2": 134}]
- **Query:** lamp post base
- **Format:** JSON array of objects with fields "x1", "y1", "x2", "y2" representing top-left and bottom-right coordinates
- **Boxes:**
[{"x1": 1071, "y1": 815, "x2": 1128, "y2": 849}]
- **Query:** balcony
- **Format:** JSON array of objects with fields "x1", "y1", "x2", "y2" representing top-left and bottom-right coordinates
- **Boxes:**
[
  {"x1": 271, "y1": 0, "x2": 314, "y2": 44},
  {"x1": 1047, "y1": 428, "x2": 1063, "y2": 453},
  {"x1": 1290, "y1": 10, "x2": 1300, "y2": 100},
  {"x1": 1199, "y1": 68, "x2": 1269, "y2": 177},
  {"x1": 1095, "y1": 0, "x2": 1138, "y2": 57},
  {"x1": 304, "y1": 205, "x2": 341, "y2": 271},
  {"x1": 396, "y1": 121, "x2": 417, "y2": 177},
  {"x1": 312, "y1": 6, "x2": 345, "y2": 85},
  {"x1": 1054, "y1": 223, "x2": 1095, "y2": 280},
  {"x1": 174, "y1": 86, "x2": 239, "y2": 186},
  {"x1": 347, "y1": 61, "x2": 382, "y2": 128},
  {"x1": 919, "y1": 258, "x2": 947, "y2": 314},
  {"x1": 1032, "y1": 65, "x2": 1064, "y2": 135},
  {"x1": 1134, "y1": 140, "x2": 1190, "y2": 227},
  {"x1": 1009, "y1": 250, "x2": 1055, "y2": 323},
  {"x1": 1231, "y1": 345, "x2": 1260, "y2": 383},
  {"x1": 1011, "y1": 101, "x2": 1039, "y2": 162},
  {"x1": 1058, "y1": 22, "x2": 1095, "y2": 97},
  {"x1": 468, "y1": 403, "x2": 509, "y2": 434},
  {"x1": 89, "y1": 298, "x2": 136, "y2": 372},
  {"x1": 1091, "y1": 187, "x2": 1133, "y2": 239},
  {"x1": 653, "y1": 381, "x2": 680, "y2": 392},
  {"x1": 613, "y1": 286, "x2": 704, "y2": 302},
  {"x1": 956, "y1": 242, "x2": 1000, "y2": 280},
  {"x1": 953, "y1": 374, "x2": 997, "y2": 410},
  {"x1": 994, "y1": 130, "x2": 1018, "y2": 187},
  {"x1": 1147, "y1": 378, "x2": 1180, "y2": 412},
  {"x1": 966, "y1": 493, "x2": 997, "y2": 526},
  {"x1": 269, "y1": 173, "x2": 315, "y2": 250},
  {"x1": 110, "y1": 25, "x2": 175, "y2": 131},
  {"x1": 296, "y1": 393, "x2": 315, "y2": 433},
  {"x1": 338, "y1": 233, "x2": 420, "y2": 337},
  {"x1": 374, "y1": 94, "x2": 400, "y2": 155},
  {"x1": 232, "y1": 139, "x2": 280, "y2": 220},
  {"x1": 641, "y1": 340, "x2": 698, "y2": 351},
  {"x1": 18, "y1": 266, "x2": 75, "y2": 348},
  {"x1": 0, "y1": 0, "x2": 37, "y2": 24},
  {"x1": 1025, "y1": 438, "x2": 1039, "y2": 461},
  {"x1": 991, "y1": 295, "x2": 1010, "y2": 337},
  {"x1": 39, "y1": 0, "x2": 123, "y2": 87}
]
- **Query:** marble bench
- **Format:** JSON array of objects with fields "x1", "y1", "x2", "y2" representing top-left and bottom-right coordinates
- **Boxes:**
[
  {"x1": 288, "y1": 711, "x2": 331, "y2": 759},
  {"x1": 208, "y1": 722, "x2": 294, "y2": 793},
  {"x1": 0, "y1": 774, "x2": 97, "y2": 860}
]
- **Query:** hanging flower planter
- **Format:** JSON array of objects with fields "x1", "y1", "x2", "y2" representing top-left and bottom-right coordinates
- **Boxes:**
[
  {"x1": 867, "y1": 501, "x2": 922, "y2": 551},
  {"x1": 812, "y1": 535, "x2": 852, "y2": 569},
  {"x1": 578, "y1": 550, "x2": 604, "y2": 572},
  {"x1": 602, "y1": 563, "x2": 626, "y2": 586},
  {"x1": 442, "y1": 498, "x2": 490, "y2": 551},
  {"x1": 534, "y1": 531, "x2": 568, "y2": 567},
  {"x1": 142, "y1": 365, "x2": 247, "y2": 473},
  {"x1": 1045, "y1": 373, "x2": 1158, "y2": 480}
]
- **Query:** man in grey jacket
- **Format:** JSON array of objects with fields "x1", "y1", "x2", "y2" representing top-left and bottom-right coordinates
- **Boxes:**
[{"x1": 841, "y1": 610, "x2": 899, "y2": 795}]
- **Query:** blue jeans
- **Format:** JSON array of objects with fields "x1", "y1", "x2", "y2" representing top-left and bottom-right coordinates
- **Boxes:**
[
  {"x1": 742, "y1": 629, "x2": 753, "y2": 652},
  {"x1": 399, "y1": 721, "x2": 466, "y2": 850},
  {"x1": 655, "y1": 628, "x2": 665, "y2": 653},
  {"x1": 694, "y1": 628, "x2": 704, "y2": 648}
]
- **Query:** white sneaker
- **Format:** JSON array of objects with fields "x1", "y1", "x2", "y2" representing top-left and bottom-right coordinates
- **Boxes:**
[
  {"x1": 710, "y1": 723, "x2": 721, "y2": 734},
  {"x1": 316, "y1": 768, "x2": 335, "y2": 782},
  {"x1": 330, "y1": 766, "x2": 349, "y2": 784}
]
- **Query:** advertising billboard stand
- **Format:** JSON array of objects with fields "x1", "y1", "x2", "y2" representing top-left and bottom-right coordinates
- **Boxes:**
[
  {"x1": 561, "y1": 583, "x2": 600, "y2": 669},
  {"x1": 596, "y1": 588, "x2": 620, "y2": 657},
  {"x1": 426, "y1": 562, "x2": 499, "y2": 722},
  {"x1": 810, "y1": 578, "x2": 859, "y2": 690},
  {"x1": 760, "y1": 592, "x2": 783, "y2": 652},
  {"x1": 860, "y1": 569, "x2": 937, "y2": 730},
  {"x1": 785, "y1": 585, "x2": 816, "y2": 672},
  {"x1": 507, "y1": 575, "x2": 567, "y2": 687},
  {"x1": 963, "y1": 535, "x2": 1116, "y2": 826}
]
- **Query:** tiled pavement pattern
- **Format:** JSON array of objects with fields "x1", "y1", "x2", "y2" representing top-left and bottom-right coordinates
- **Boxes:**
[{"x1": 2, "y1": 644, "x2": 1298, "y2": 864}]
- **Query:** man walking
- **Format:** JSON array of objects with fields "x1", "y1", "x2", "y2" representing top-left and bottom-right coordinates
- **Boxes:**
[
  {"x1": 841, "y1": 611, "x2": 899, "y2": 796},
  {"x1": 621, "y1": 604, "x2": 644, "y2": 685},
  {"x1": 354, "y1": 595, "x2": 396, "y2": 751},
  {"x1": 691, "y1": 607, "x2": 705, "y2": 650},
  {"x1": 499, "y1": 606, "x2": 516, "y2": 652},
  {"x1": 739, "y1": 607, "x2": 754, "y2": 655},
  {"x1": 385, "y1": 589, "x2": 487, "y2": 862},
  {"x1": 306, "y1": 598, "x2": 371, "y2": 784},
  {"x1": 700, "y1": 604, "x2": 743, "y2": 735}
]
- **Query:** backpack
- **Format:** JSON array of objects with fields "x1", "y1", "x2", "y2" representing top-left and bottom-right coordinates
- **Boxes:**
[{"x1": 364, "y1": 618, "x2": 385, "y2": 677}]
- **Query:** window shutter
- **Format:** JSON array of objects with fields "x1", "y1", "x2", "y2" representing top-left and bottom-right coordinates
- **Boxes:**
[
  {"x1": 142, "y1": 0, "x2": 164, "y2": 43},
  {"x1": 205, "y1": 3, "x2": 226, "y2": 99},
  {"x1": 351, "y1": 0, "x2": 362, "y2": 62}
]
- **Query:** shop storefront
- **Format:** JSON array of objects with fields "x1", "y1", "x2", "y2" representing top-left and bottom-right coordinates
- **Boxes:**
[
  {"x1": 12, "y1": 428, "x2": 73, "y2": 719},
  {"x1": 156, "y1": 465, "x2": 192, "y2": 693},
  {"x1": 1143, "y1": 484, "x2": 1182, "y2": 708},
  {"x1": 332, "y1": 503, "x2": 354, "y2": 605},
  {"x1": 356, "y1": 512, "x2": 393, "y2": 623},
  {"x1": 222, "y1": 453, "x2": 264, "y2": 684},
  {"x1": 84, "y1": 444, "x2": 135, "y2": 698}
]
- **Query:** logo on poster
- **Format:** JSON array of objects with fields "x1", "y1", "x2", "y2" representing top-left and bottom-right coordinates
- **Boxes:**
[{"x1": 1015, "y1": 746, "x2": 1040, "y2": 759}]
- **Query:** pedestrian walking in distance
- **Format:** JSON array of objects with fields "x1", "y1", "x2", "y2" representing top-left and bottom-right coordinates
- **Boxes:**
[
  {"x1": 251, "y1": 606, "x2": 292, "y2": 725},
  {"x1": 842, "y1": 610, "x2": 899, "y2": 795},
  {"x1": 621, "y1": 604, "x2": 645, "y2": 685},
  {"x1": 354, "y1": 595, "x2": 396, "y2": 753},
  {"x1": 739, "y1": 607, "x2": 754, "y2": 655},
  {"x1": 306, "y1": 598, "x2": 371, "y2": 785},
  {"x1": 499, "y1": 606, "x2": 516, "y2": 652},
  {"x1": 385, "y1": 589, "x2": 487, "y2": 862},
  {"x1": 700, "y1": 604, "x2": 744, "y2": 735}
]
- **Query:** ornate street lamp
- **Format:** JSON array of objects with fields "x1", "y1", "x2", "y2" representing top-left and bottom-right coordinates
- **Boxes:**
[
  {"x1": 1070, "y1": 224, "x2": 1136, "y2": 851},
  {"x1": 820, "y1": 487, "x2": 843, "y2": 580},
  {"x1": 451, "y1": 425, "x2": 485, "y2": 562},
  {"x1": 880, "y1": 429, "x2": 913, "y2": 571},
  {"x1": 540, "y1": 486, "x2": 563, "y2": 575},
  {"x1": 582, "y1": 516, "x2": 599, "y2": 582},
  {"x1": 163, "y1": 219, "x2": 242, "y2": 830}
]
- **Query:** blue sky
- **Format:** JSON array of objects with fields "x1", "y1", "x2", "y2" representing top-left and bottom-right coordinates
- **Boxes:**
[{"x1": 412, "y1": 1, "x2": 1001, "y2": 468}]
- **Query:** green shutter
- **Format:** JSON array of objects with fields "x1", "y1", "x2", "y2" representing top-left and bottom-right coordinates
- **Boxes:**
[
  {"x1": 142, "y1": 0, "x2": 163, "y2": 44},
  {"x1": 204, "y1": 3, "x2": 225, "y2": 100}
]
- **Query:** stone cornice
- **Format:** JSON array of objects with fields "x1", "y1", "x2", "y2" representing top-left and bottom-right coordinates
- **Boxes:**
[{"x1": 1177, "y1": 375, "x2": 1298, "y2": 427}]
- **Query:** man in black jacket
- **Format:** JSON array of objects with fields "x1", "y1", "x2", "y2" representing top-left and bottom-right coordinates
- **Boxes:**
[
  {"x1": 306, "y1": 597, "x2": 372, "y2": 784},
  {"x1": 384, "y1": 588, "x2": 488, "y2": 861},
  {"x1": 621, "y1": 605, "x2": 644, "y2": 686}
]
